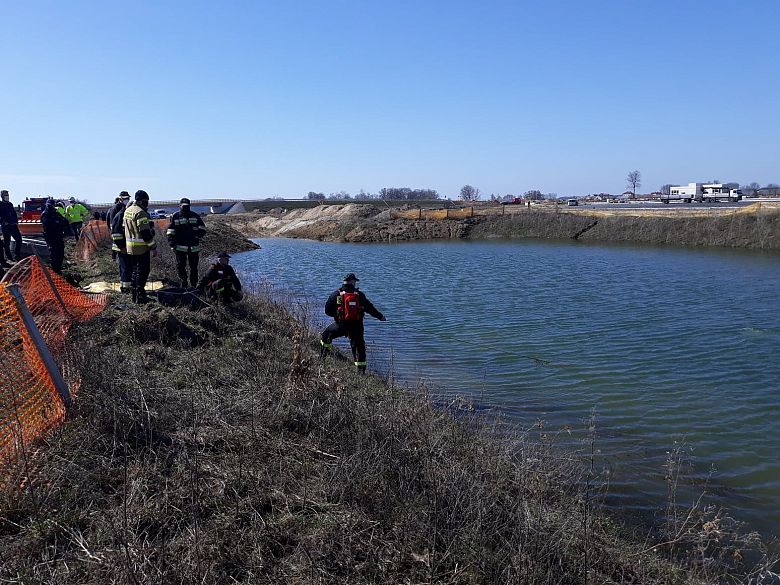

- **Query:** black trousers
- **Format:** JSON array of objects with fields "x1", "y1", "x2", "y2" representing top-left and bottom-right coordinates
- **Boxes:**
[
  {"x1": 70, "y1": 221, "x2": 83, "y2": 240},
  {"x1": 321, "y1": 320, "x2": 367, "y2": 365},
  {"x1": 175, "y1": 251, "x2": 200, "y2": 287},
  {"x1": 2, "y1": 225, "x2": 22, "y2": 260},
  {"x1": 126, "y1": 253, "x2": 151, "y2": 295},
  {"x1": 45, "y1": 237, "x2": 65, "y2": 274}
]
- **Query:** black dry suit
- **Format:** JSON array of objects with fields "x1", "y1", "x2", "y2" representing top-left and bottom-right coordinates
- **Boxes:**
[{"x1": 320, "y1": 284, "x2": 385, "y2": 372}]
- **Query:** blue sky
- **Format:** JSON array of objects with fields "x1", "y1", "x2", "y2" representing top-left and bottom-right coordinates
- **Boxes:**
[{"x1": 1, "y1": 0, "x2": 778, "y2": 203}]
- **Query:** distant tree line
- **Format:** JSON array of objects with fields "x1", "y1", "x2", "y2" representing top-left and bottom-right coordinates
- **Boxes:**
[{"x1": 306, "y1": 188, "x2": 440, "y2": 201}]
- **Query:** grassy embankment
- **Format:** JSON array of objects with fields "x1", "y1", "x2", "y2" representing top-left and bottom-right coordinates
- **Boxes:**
[
  {"x1": 467, "y1": 206, "x2": 780, "y2": 250},
  {"x1": 1, "y1": 222, "x2": 774, "y2": 583}
]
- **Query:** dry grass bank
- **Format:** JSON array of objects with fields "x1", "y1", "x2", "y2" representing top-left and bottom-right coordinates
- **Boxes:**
[
  {"x1": 468, "y1": 209, "x2": 780, "y2": 250},
  {"x1": 2, "y1": 234, "x2": 776, "y2": 584}
]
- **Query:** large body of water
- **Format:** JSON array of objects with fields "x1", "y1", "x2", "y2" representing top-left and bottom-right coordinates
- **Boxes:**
[{"x1": 232, "y1": 238, "x2": 780, "y2": 537}]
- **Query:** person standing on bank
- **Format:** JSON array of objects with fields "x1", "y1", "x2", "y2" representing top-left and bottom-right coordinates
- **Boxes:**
[
  {"x1": 107, "y1": 191, "x2": 130, "y2": 228},
  {"x1": 320, "y1": 273, "x2": 386, "y2": 374},
  {"x1": 123, "y1": 190, "x2": 157, "y2": 303},
  {"x1": 109, "y1": 195, "x2": 131, "y2": 292},
  {"x1": 0, "y1": 190, "x2": 23, "y2": 262},
  {"x1": 65, "y1": 197, "x2": 89, "y2": 240},
  {"x1": 41, "y1": 198, "x2": 71, "y2": 274},
  {"x1": 167, "y1": 197, "x2": 206, "y2": 288}
]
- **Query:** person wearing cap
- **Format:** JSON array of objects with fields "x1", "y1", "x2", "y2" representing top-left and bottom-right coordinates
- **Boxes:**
[
  {"x1": 167, "y1": 197, "x2": 206, "y2": 288},
  {"x1": 0, "y1": 190, "x2": 23, "y2": 262},
  {"x1": 40, "y1": 198, "x2": 71, "y2": 273},
  {"x1": 320, "y1": 273, "x2": 386, "y2": 374},
  {"x1": 196, "y1": 252, "x2": 242, "y2": 303},
  {"x1": 65, "y1": 197, "x2": 89, "y2": 240},
  {"x1": 108, "y1": 192, "x2": 132, "y2": 291},
  {"x1": 123, "y1": 190, "x2": 158, "y2": 303},
  {"x1": 54, "y1": 200, "x2": 67, "y2": 220},
  {"x1": 106, "y1": 191, "x2": 130, "y2": 229}
]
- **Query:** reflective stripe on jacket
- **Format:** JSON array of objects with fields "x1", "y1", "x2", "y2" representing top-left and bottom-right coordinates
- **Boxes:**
[
  {"x1": 167, "y1": 210, "x2": 206, "y2": 252},
  {"x1": 123, "y1": 203, "x2": 157, "y2": 256}
]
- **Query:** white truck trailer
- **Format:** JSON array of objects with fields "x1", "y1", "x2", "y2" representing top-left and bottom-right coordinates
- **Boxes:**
[{"x1": 661, "y1": 183, "x2": 743, "y2": 203}]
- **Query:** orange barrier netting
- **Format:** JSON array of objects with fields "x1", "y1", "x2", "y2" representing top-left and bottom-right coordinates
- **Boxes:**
[
  {"x1": 74, "y1": 219, "x2": 111, "y2": 262},
  {"x1": 0, "y1": 257, "x2": 109, "y2": 462},
  {"x1": 0, "y1": 284, "x2": 67, "y2": 463}
]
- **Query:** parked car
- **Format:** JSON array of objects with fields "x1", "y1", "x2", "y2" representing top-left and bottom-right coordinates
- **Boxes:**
[
  {"x1": 567, "y1": 199, "x2": 578, "y2": 206},
  {"x1": 150, "y1": 209, "x2": 168, "y2": 219}
]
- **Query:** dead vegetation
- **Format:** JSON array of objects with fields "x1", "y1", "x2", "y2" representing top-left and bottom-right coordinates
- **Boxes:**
[{"x1": 2, "y1": 287, "x2": 776, "y2": 583}]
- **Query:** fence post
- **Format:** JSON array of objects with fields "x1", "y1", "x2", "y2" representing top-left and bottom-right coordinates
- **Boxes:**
[
  {"x1": 7, "y1": 284, "x2": 72, "y2": 409},
  {"x1": 33, "y1": 253, "x2": 72, "y2": 318}
]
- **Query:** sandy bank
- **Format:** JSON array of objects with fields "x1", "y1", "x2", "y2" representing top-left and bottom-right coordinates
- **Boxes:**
[{"x1": 208, "y1": 203, "x2": 780, "y2": 250}]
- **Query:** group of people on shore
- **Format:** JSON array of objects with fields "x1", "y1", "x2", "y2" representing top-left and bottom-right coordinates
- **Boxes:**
[
  {"x1": 106, "y1": 190, "x2": 242, "y2": 304},
  {"x1": 7, "y1": 187, "x2": 386, "y2": 373}
]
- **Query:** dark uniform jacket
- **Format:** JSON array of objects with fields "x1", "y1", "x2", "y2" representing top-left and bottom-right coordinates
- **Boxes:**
[
  {"x1": 0, "y1": 201, "x2": 18, "y2": 226},
  {"x1": 325, "y1": 286, "x2": 384, "y2": 322},
  {"x1": 167, "y1": 209, "x2": 206, "y2": 253},
  {"x1": 197, "y1": 263, "x2": 241, "y2": 292},
  {"x1": 41, "y1": 206, "x2": 71, "y2": 240},
  {"x1": 106, "y1": 201, "x2": 126, "y2": 229}
]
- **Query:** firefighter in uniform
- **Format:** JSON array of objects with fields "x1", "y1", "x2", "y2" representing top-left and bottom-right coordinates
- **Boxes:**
[
  {"x1": 167, "y1": 197, "x2": 206, "y2": 288},
  {"x1": 110, "y1": 193, "x2": 131, "y2": 292},
  {"x1": 197, "y1": 251, "x2": 243, "y2": 303},
  {"x1": 320, "y1": 273, "x2": 386, "y2": 373},
  {"x1": 123, "y1": 190, "x2": 157, "y2": 303}
]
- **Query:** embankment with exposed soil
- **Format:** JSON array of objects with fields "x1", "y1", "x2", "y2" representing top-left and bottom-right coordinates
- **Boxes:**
[{"x1": 210, "y1": 203, "x2": 780, "y2": 250}]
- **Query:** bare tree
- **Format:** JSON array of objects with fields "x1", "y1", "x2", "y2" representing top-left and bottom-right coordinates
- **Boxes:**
[
  {"x1": 459, "y1": 185, "x2": 480, "y2": 201},
  {"x1": 660, "y1": 184, "x2": 673, "y2": 196},
  {"x1": 626, "y1": 170, "x2": 641, "y2": 198}
]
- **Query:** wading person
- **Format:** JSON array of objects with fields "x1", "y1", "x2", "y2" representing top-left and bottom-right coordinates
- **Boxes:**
[
  {"x1": 123, "y1": 190, "x2": 157, "y2": 303},
  {"x1": 0, "y1": 190, "x2": 23, "y2": 262},
  {"x1": 41, "y1": 198, "x2": 71, "y2": 274},
  {"x1": 197, "y1": 252, "x2": 243, "y2": 303},
  {"x1": 320, "y1": 273, "x2": 386, "y2": 373},
  {"x1": 65, "y1": 197, "x2": 89, "y2": 240},
  {"x1": 167, "y1": 197, "x2": 206, "y2": 288}
]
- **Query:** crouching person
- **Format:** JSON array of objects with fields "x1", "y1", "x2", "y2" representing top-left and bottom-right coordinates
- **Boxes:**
[{"x1": 197, "y1": 251, "x2": 243, "y2": 303}]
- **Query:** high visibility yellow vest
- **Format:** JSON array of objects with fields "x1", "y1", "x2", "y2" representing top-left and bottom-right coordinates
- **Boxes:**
[
  {"x1": 123, "y1": 203, "x2": 157, "y2": 256},
  {"x1": 66, "y1": 203, "x2": 89, "y2": 223}
]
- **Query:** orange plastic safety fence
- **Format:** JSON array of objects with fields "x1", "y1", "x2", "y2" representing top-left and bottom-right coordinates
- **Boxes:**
[
  {"x1": 0, "y1": 284, "x2": 67, "y2": 463},
  {"x1": 0, "y1": 257, "x2": 109, "y2": 464},
  {"x1": 8, "y1": 256, "x2": 108, "y2": 361},
  {"x1": 74, "y1": 219, "x2": 111, "y2": 261}
]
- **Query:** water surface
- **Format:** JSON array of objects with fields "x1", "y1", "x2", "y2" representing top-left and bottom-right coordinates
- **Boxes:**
[{"x1": 233, "y1": 238, "x2": 780, "y2": 536}]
